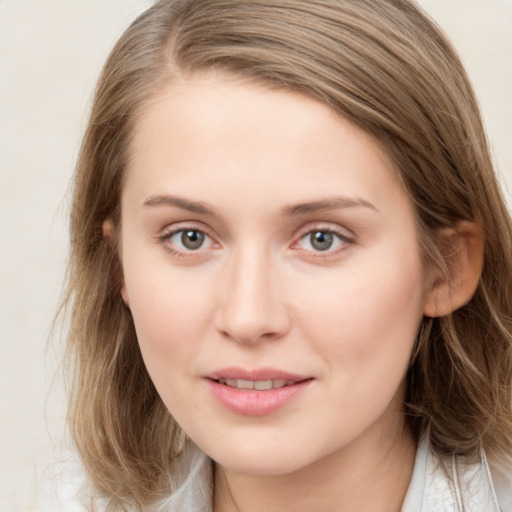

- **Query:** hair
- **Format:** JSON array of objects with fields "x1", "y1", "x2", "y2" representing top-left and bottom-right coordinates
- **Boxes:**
[{"x1": 64, "y1": 0, "x2": 512, "y2": 509}]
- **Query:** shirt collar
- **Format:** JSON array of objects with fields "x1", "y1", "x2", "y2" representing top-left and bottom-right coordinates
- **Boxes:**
[{"x1": 401, "y1": 436, "x2": 501, "y2": 512}]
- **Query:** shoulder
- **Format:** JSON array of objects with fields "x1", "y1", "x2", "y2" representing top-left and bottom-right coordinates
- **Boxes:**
[
  {"x1": 33, "y1": 444, "x2": 213, "y2": 512},
  {"x1": 402, "y1": 437, "x2": 512, "y2": 512}
]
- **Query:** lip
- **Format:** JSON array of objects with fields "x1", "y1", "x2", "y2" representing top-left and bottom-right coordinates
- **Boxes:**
[
  {"x1": 205, "y1": 366, "x2": 309, "y2": 382},
  {"x1": 205, "y1": 367, "x2": 313, "y2": 416}
]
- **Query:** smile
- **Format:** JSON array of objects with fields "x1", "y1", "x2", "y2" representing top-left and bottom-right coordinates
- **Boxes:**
[
  {"x1": 216, "y1": 379, "x2": 296, "y2": 390},
  {"x1": 206, "y1": 368, "x2": 314, "y2": 416}
]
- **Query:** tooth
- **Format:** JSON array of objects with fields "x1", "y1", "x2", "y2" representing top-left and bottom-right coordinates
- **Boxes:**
[
  {"x1": 254, "y1": 380, "x2": 273, "y2": 391},
  {"x1": 285, "y1": 380, "x2": 296, "y2": 386},
  {"x1": 237, "y1": 379, "x2": 254, "y2": 389},
  {"x1": 273, "y1": 379, "x2": 287, "y2": 389},
  {"x1": 226, "y1": 379, "x2": 237, "y2": 387},
  {"x1": 218, "y1": 379, "x2": 226, "y2": 384}
]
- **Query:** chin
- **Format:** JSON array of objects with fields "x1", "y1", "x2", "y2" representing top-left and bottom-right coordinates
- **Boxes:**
[
  {"x1": 216, "y1": 455, "x2": 307, "y2": 476},
  {"x1": 202, "y1": 437, "x2": 318, "y2": 476}
]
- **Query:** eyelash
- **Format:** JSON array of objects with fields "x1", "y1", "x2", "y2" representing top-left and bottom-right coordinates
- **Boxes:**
[
  {"x1": 157, "y1": 224, "x2": 354, "y2": 260},
  {"x1": 157, "y1": 226, "x2": 217, "y2": 258},
  {"x1": 293, "y1": 228, "x2": 353, "y2": 260}
]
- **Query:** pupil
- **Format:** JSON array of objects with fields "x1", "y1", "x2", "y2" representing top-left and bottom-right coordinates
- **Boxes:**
[
  {"x1": 182, "y1": 230, "x2": 204, "y2": 250},
  {"x1": 311, "y1": 231, "x2": 333, "y2": 251}
]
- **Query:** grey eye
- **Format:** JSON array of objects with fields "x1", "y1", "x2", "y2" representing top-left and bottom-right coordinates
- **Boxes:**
[
  {"x1": 309, "y1": 231, "x2": 334, "y2": 251},
  {"x1": 164, "y1": 228, "x2": 214, "y2": 254},
  {"x1": 297, "y1": 229, "x2": 345, "y2": 253},
  {"x1": 180, "y1": 230, "x2": 205, "y2": 250}
]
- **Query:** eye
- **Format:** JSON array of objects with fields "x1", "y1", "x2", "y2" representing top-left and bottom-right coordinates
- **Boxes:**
[
  {"x1": 297, "y1": 229, "x2": 346, "y2": 253},
  {"x1": 175, "y1": 229, "x2": 206, "y2": 250},
  {"x1": 162, "y1": 228, "x2": 215, "y2": 253}
]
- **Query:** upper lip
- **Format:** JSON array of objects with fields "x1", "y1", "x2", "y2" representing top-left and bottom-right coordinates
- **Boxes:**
[{"x1": 205, "y1": 367, "x2": 311, "y2": 382}]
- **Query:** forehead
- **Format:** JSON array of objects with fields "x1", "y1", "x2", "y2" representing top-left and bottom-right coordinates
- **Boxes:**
[
  {"x1": 130, "y1": 74, "x2": 353, "y2": 161},
  {"x1": 124, "y1": 74, "x2": 409, "y2": 220}
]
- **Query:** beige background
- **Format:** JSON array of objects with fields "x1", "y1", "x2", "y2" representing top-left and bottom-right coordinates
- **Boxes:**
[{"x1": 0, "y1": 1, "x2": 511, "y2": 510}]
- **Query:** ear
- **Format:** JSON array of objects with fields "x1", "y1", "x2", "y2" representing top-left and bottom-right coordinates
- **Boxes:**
[
  {"x1": 424, "y1": 221, "x2": 484, "y2": 317},
  {"x1": 102, "y1": 219, "x2": 130, "y2": 307}
]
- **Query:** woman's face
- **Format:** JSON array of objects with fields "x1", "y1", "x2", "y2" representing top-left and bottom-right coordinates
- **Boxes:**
[{"x1": 119, "y1": 74, "x2": 430, "y2": 475}]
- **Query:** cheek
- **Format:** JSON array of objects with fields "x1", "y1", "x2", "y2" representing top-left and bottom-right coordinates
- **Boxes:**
[
  {"x1": 293, "y1": 253, "x2": 425, "y2": 379},
  {"x1": 288, "y1": 259, "x2": 425, "y2": 448},
  {"x1": 122, "y1": 252, "x2": 216, "y2": 377},
  {"x1": 125, "y1": 273, "x2": 217, "y2": 420}
]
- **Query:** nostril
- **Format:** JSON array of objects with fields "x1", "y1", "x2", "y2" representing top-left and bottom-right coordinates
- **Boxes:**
[{"x1": 213, "y1": 272, "x2": 292, "y2": 343}]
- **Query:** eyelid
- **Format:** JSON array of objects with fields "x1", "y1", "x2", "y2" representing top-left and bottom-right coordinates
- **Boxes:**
[
  {"x1": 291, "y1": 222, "x2": 355, "y2": 256},
  {"x1": 158, "y1": 221, "x2": 212, "y2": 239},
  {"x1": 157, "y1": 222, "x2": 219, "y2": 256},
  {"x1": 292, "y1": 221, "x2": 354, "y2": 241}
]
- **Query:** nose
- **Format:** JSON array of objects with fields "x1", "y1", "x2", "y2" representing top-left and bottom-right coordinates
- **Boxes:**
[{"x1": 214, "y1": 246, "x2": 291, "y2": 344}]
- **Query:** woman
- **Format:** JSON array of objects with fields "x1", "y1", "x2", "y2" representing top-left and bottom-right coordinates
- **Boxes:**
[{"x1": 64, "y1": 0, "x2": 512, "y2": 510}]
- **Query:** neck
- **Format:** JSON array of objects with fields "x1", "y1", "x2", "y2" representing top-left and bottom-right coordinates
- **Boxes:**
[{"x1": 214, "y1": 421, "x2": 416, "y2": 512}]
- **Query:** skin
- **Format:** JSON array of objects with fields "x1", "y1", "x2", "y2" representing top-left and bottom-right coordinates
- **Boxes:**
[{"x1": 118, "y1": 73, "x2": 435, "y2": 511}]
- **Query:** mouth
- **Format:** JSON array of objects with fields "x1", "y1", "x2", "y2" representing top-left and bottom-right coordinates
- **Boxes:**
[
  {"x1": 205, "y1": 368, "x2": 313, "y2": 416},
  {"x1": 214, "y1": 378, "x2": 307, "y2": 391},
  {"x1": 205, "y1": 367, "x2": 312, "y2": 390}
]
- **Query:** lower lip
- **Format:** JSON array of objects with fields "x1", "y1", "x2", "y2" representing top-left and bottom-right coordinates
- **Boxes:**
[{"x1": 207, "y1": 379, "x2": 312, "y2": 416}]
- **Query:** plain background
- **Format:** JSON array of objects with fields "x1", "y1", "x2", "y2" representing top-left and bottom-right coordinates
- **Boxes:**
[{"x1": 0, "y1": 1, "x2": 511, "y2": 510}]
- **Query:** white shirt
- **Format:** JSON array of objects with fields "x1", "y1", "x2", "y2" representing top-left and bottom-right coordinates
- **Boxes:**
[
  {"x1": 36, "y1": 438, "x2": 512, "y2": 511},
  {"x1": 402, "y1": 437, "x2": 512, "y2": 512}
]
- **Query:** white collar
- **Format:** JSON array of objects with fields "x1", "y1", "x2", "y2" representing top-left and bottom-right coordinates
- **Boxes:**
[
  {"x1": 161, "y1": 437, "x2": 509, "y2": 512},
  {"x1": 401, "y1": 436, "x2": 502, "y2": 512}
]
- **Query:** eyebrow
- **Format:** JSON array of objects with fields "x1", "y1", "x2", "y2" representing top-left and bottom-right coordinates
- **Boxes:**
[
  {"x1": 143, "y1": 195, "x2": 215, "y2": 215},
  {"x1": 142, "y1": 194, "x2": 377, "y2": 216},
  {"x1": 282, "y1": 196, "x2": 377, "y2": 216}
]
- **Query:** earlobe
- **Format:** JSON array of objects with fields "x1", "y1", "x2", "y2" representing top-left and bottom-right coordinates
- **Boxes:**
[
  {"x1": 102, "y1": 219, "x2": 130, "y2": 307},
  {"x1": 424, "y1": 221, "x2": 484, "y2": 318},
  {"x1": 120, "y1": 285, "x2": 130, "y2": 307},
  {"x1": 102, "y1": 219, "x2": 113, "y2": 239}
]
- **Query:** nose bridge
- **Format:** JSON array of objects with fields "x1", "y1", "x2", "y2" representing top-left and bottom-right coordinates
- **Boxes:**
[{"x1": 215, "y1": 242, "x2": 288, "y2": 343}]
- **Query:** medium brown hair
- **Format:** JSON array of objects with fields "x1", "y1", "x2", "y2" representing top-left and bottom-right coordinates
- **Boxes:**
[{"x1": 65, "y1": 0, "x2": 512, "y2": 508}]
